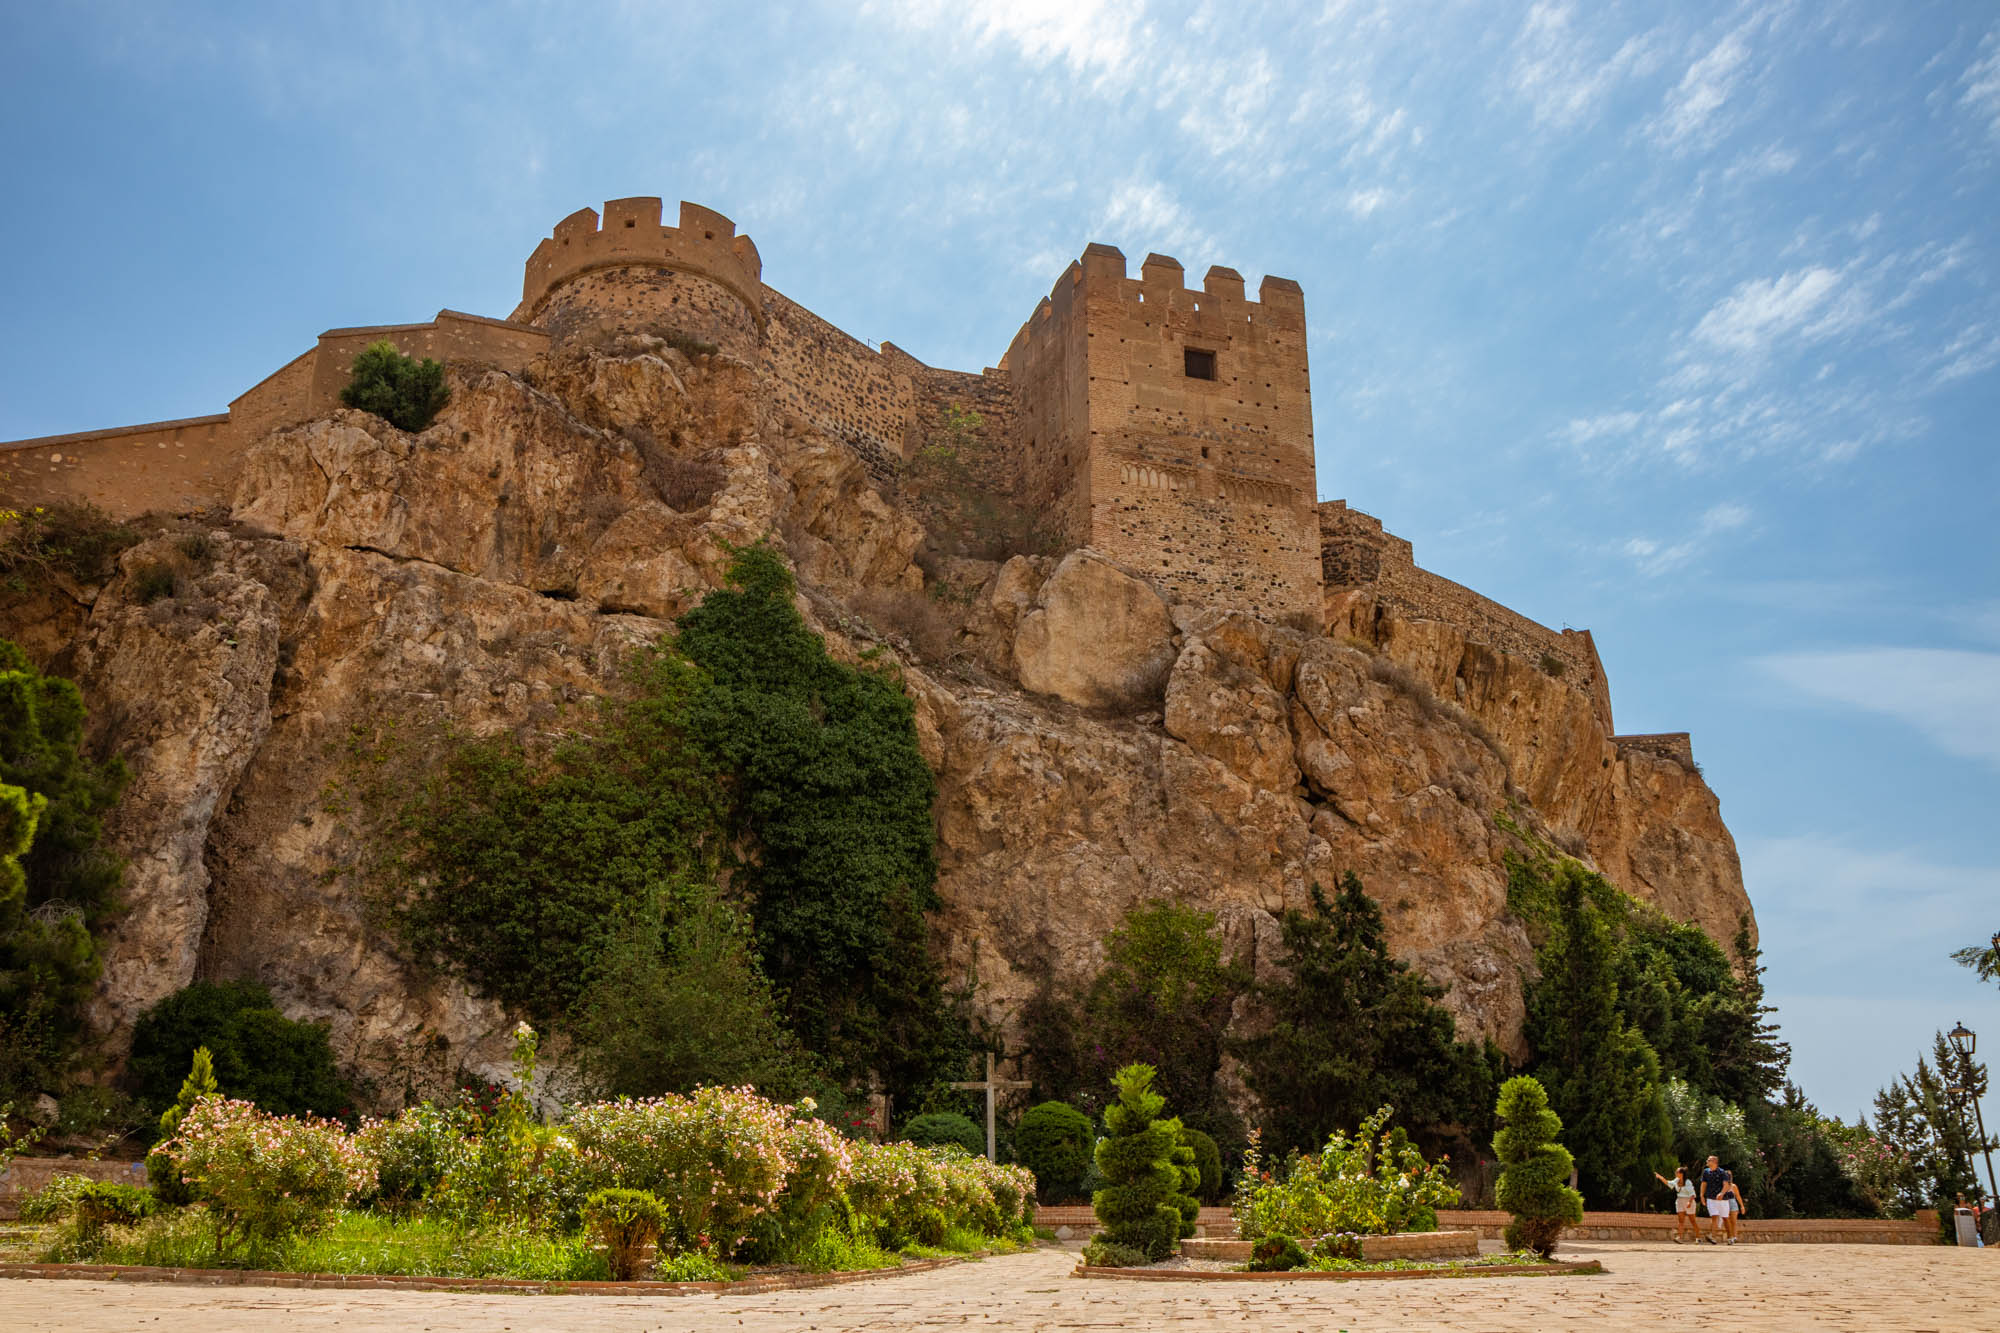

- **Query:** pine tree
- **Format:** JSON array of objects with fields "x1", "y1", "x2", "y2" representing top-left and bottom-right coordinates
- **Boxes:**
[
  {"x1": 1494, "y1": 1075, "x2": 1584, "y2": 1257},
  {"x1": 1091, "y1": 1063, "x2": 1186, "y2": 1261}
]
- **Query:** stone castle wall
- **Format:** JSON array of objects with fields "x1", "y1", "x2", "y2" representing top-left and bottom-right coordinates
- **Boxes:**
[
  {"x1": 1002, "y1": 244, "x2": 1322, "y2": 619},
  {"x1": 1320, "y1": 500, "x2": 1615, "y2": 728},
  {"x1": 0, "y1": 311, "x2": 547, "y2": 517},
  {"x1": 516, "y1": 199, "x2": 762, "y2": 334}
]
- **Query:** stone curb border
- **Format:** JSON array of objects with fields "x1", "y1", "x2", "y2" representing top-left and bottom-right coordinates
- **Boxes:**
[
  {"x1": 1072, "y1": 1258, "x2": 1606, "y2": 1283},
  {"x1": 0, "y1": 1250, "x2": 991, "y2": 1298}
]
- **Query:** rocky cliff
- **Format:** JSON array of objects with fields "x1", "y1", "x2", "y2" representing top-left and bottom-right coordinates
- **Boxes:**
[{"x1": 1, "y1": 343, "x2": 1751, "y2": 1097}]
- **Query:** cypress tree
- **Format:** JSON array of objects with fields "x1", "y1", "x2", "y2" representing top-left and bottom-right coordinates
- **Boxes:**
[
  {"x1": 1494, "y1": 1074, "x2": 1584, "y2": 1257},
  {"x1": 1091, "y1": 1063, "x2": 1186, "y2": 1261}
]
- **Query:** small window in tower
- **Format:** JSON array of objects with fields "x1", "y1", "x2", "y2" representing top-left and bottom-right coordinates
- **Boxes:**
[{"x1": 1184, "y1": 348, "x2": 1218, "y2": 380}]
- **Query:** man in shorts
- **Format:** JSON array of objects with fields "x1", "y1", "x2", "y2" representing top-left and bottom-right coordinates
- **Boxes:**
[{"x1": 1699, "y1": 1155, "x2": 1736, "y2": 1244}]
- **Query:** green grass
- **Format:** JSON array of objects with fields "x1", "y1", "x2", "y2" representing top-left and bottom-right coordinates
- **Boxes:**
[
  {"x1": 60, "y1": 1209, "x2": 1026, "y2": 1281},
  {"x1": 83, "y1": 1210, "x2": 611, "y2": 1280},
  {"x1": 1299, "y1": 1249, "x2": 1564, "y2": 1274}
]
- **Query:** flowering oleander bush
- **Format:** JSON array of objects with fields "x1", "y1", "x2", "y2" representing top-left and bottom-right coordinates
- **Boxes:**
[
  {"x1": 162, "y1": 1095, "x2": 373, "y2": 1255},
  {"x1": 1233, "y1": 1105, "x2": 1459, "y2": 1241},
  {"x1": 568, "y1": 1086, "x2": 803, "y2": 1255},
  {"x1": 355, "y1": 1101, "x2": 476, "y2": 1213}
]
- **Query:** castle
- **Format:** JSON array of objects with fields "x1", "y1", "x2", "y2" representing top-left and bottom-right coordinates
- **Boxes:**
[{"x1": 0, "y1": 194, "x2": 1653, "y2": 739}]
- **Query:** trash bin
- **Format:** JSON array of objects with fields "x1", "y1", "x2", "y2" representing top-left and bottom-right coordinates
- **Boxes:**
[{"x1": 1954, "y1": 1207, "x2": 1980, "y2": 1246}]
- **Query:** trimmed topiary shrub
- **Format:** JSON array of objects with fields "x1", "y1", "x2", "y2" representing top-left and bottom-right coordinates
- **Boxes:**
[
  {"x1": 1494, "y1": 1074, "x2": 1584, "y2": 1257},
  {"x1": 1179, "y1": 1125, "x2": 1222, "y2": 1203},
  {"x1": 900, "y1": 1111, "x2": 984, "y2": 1156},
  {"x1": 582, "y1": 1187, "x2": 670, "y2": 1280},
  {"x1": 341, "y1": 340, "x2": 449, "y2": 433},
  {"x1": 1091, "y1": 1063, "x2": 1184, "y2": 1262},
  {"x1": 1015, "y1": 1101, "x2": 1095, "y2": 1203},
  {"x1": 1247, "y1": 1234, "x2": 1307, "y2": 1271}
]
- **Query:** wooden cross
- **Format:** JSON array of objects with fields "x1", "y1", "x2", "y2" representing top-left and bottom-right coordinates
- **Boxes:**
[{"x1": 950, "y1": 1051, "x2": 1032, "y2": 1162}]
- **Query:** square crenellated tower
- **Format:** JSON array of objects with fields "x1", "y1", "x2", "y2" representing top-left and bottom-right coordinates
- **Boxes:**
[{"x1": 1000, "y1": 244, "x2": 1322, "y2": 619}]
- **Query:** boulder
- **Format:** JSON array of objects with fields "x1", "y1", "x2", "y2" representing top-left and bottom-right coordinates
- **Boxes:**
[{"x1": 1013, "y1": 551, "x2": 1177, "y2": 712}]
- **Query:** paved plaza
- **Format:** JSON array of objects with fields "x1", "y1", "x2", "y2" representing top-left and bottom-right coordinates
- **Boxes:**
[{"x1": 6, "y1": 1241, "x2": 1992, "y2": 1332}]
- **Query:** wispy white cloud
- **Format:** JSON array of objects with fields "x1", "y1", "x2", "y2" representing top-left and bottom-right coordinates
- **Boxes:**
[
  {"x1": 868, "y1": 0, "x2": 1149, "y2": 84},
  {"x1": 1097, "y1": 177, "x2": 1216, "y2": 261},
  {"x1": 1929, "y1": 322, "x2": 2000, "y2": 385},
  {"x1": 1961, "y1": 31, "x2": 2000, "y2": 140},
  {"x1": 1649, "y1": 29, "x2": 1751, "y2": 152},
  {"x1": 1692, "y1": 266, "x2": 1845, "y2": 354},
  {"x1": 1619, "y1": 500, "x2": 1752, "y2": 576},
  {"x1": 1757, "y1": 647, "x2": 2000, "y2": 769},
  {"x1": 1506, "y1": 1, "x2": 1661, "y2": 129}
]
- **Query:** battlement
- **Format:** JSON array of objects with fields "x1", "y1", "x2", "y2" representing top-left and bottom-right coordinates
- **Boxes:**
[
  {"x1": 516, "y1": 198, "x2": 765, "y2": 327},
  {"x1": 1002, "y1": 244, "x2": 1305, "y2": 372}
]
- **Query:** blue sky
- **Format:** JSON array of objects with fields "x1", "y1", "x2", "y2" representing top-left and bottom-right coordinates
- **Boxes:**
[{"x1": 4, "y1": 1, "x2": 1997, "y2": 1129}]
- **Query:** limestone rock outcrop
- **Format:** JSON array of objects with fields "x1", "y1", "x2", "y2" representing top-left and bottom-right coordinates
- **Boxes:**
[
  {"x1": 1013, "y1": 551, "x2": 1177, "y2": 712},
  {"x1": 3, "y1": 344, "x2": 1755, "y2": 1100}
]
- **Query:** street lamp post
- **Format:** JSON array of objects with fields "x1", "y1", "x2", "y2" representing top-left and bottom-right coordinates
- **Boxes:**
[{"x1": 1946, "y1": 1021, "x2": 1999, "y2": 1208}]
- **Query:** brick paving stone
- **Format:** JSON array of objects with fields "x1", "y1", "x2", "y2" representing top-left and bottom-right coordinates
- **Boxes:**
[{"x1": 4, "y1": 1242, "x2": 1992, "y2": 1332}]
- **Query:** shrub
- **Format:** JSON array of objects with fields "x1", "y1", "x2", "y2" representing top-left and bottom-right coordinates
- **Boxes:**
[
  {"x1": 354, "y1": 1101, "x2": 476, "y2": 1213},
  {"x1": 846, "y1": 586, "x2": 963, "y2": 663},
  {"x1": 653, "y1": 453, "x2": 725, "y2": 511},
  {"x1": 341, "y1": 340, "x2": 450, "y2": 433},
  {"x1": 1493, "y1": 1076, "x2": 1584, "y2": 1258},
  {"x1": 1313, "y1": 1230, "x2": 1363, "y2": 1261},
  {"x1": 1014, "y1": 1101, "x2": 1095, "y2": 1203},
  {"x1": 901, "y1": 1111, "x2": 983, "y2": 1156},
  {"x1": 128, "y1": 980, "x2": 350, "y2": 1119},
  {"x1": 147, "y1": 1045, "x2": 218, "y2": 1205},
  {"x1": 1247, "y1": 1234, "x2": 1307, "y2": 1271},
  {"x1": 0, "y1": 502, "x2": 140, "y2": 585},
  {"x1": 162, "y1": 1095, "x2": 373, "y2": 1257},
  {"x1": 1080, "y1": 1237, "x2": 1150, "y2": 1268},
  {"x1": 566, "y1": 1087, "x2": 810, "y2": 1256},
  {"x1": 19, "y1": 1171, "x2": 93, "y2": 1223},
  {"x1": 1090, "y1": 1063, "x2": 1185, "y2": 1262},
  {"x1": 582, "y1": 1187, "x2": 670, "y2": 1280},
  {"x1": 1232, "y1": 1105, "x2": 1459, "y2": 1240},
  {"x1": 129, "y1": 562, "x2": 178, "y2": 605},
  {"x1": 1179, "y1": 1126, "x2": 1223, "y2": 1203}
]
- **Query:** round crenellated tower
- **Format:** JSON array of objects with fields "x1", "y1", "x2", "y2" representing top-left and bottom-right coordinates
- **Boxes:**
[{"x1": 512, "y1": 197, "x2": 765, "y2": 356}]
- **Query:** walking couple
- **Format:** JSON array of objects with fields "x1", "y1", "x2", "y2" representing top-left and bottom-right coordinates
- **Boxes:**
[{"x1": 1655, "y1": 1155, "x2": 1745, "y2": 1245}]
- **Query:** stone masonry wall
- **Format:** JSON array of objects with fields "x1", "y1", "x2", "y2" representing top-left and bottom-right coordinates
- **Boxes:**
[
  {"x1": 1320, "y1": 499, "x2": 1615, "y2": 729},
  {"x1": 759, "y1": 289, "x2": 919, "y2": 483},
  {"x1": 1, "y1": 312, "x2": 548, "y2": 518},
  {"x1": 1614, "y1": 732, "x2": 1696, "y2": 767},
  {"x1": 528, "y1": 266, "x2": 759, "y2": 360}
]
